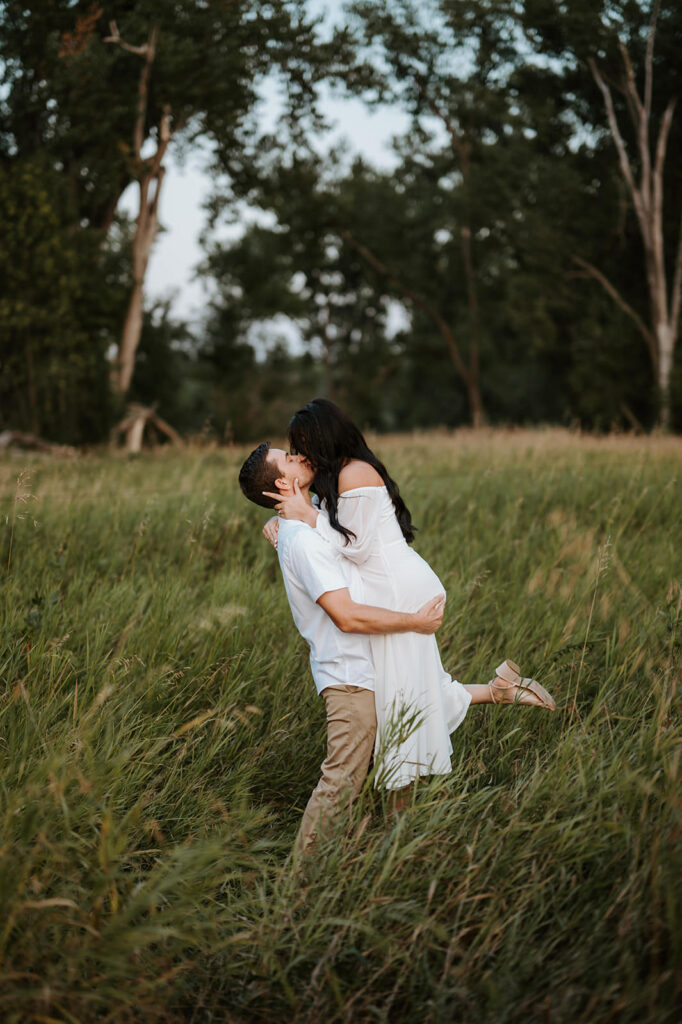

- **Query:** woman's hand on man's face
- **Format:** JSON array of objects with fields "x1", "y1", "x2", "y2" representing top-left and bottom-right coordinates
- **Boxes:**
[{"x1": 262, "y1": 479, "x2": 318, "y2": 527}]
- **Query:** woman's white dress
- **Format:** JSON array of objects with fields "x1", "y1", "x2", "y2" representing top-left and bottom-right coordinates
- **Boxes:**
[{"x1": 315, "y1": 485, "x2": 471, "y2": 789}]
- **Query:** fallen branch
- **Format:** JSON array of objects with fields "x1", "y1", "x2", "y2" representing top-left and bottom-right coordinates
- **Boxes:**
[{"x1": 0, "y1": 430, "x2": 77, "y2": 457}]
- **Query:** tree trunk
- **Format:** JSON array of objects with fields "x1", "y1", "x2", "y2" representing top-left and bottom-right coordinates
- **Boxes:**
[
  {"x1": 468, "y1": 378, "x2": 485, "y2": 429},
  {"x1": 414, "y1": 84, "x2": 485, "y2": 426},
  {"x1": 118, "y1": 267, "x2": 146, "y2": 396},
  {"x1": 656, "y1": 321, "x2": 674, "y2": 430},
  {"x1": 587, "y1": 4, "x2": 680, "y2": 431},
  {"x1": 126, "y1": 413, "x2": 146, "y2": 453},
  {"x1": 105, "y1": 24, "x2": 173, "y2": 400},
  {"x1": 115, "y1": 168, "x2": 165, "y2": 395}
]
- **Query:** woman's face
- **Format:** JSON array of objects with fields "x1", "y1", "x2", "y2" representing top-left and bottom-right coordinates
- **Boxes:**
[
  {"x1": 289, "y1": 450, "x2": 314, "y2": 474},
  {"x1": 289, "y1": 430, "x2": 314, "y2": 467}
]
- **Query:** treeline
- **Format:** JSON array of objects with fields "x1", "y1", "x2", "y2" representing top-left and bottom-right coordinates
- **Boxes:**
[{"x1": 1, "y1": 0, "x2": 681, "y2": 444}]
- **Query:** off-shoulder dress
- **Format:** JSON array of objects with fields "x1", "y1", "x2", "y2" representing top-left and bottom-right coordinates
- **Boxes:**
[{"x1": 314, "y1": 485, "x2": 471, "y2": 790}]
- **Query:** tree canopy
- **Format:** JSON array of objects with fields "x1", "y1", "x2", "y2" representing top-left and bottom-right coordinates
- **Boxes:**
[{"x1": 1, "y1": 0, "x2": 681, "y2": 442}]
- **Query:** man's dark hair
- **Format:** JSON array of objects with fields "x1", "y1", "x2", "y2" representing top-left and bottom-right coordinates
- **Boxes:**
[{"x1": 238, "y1": 442, "x2": 280, "y2": 510}]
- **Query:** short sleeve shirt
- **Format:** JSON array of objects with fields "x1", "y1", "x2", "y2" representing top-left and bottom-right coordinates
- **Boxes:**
[{"x1": 276, "y1": 519, "x2": 375, "y2": 695}]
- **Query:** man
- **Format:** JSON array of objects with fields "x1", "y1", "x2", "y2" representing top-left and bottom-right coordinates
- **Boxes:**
[{"x1": 238, "y1": 442, "x2": 445, "y2": 856}]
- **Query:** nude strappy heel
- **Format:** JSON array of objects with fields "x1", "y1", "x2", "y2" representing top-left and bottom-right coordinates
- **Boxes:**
[{"x1": 488, "y1": 659, "x2": 556, "y2": 712}]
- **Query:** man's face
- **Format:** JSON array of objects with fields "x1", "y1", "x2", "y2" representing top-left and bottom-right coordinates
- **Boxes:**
[{"x1": 267, "y1": 448, "x2": 315, "y2": 492}]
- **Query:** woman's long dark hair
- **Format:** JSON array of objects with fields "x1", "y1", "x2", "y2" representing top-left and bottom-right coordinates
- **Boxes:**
[{"x1": 288, "y1": 398, "x2": 415, "y2": 544}]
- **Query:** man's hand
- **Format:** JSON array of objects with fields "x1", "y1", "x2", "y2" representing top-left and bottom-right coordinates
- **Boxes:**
[
  {"x1": 262, "y1": 517, "x2": 279, "y2": 549},
  {"x1": 412, "y1": 594, "x2": 446, "y2": 634},
  {"x1": 262, "y1": 479, "x2": 318, "y2": 527}
]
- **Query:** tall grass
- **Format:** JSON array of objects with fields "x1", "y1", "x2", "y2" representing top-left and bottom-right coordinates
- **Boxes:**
[{"x1": 0, "y1": 431, "x2": 680, "y2": 1022}]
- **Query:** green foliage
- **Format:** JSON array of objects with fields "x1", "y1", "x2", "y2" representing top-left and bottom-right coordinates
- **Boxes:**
[
  {"x1": 203, "y1": 0, "x2": 681, "y2": 432},
  {"x1": 1, "y1": 1, "x2": 681, "y2": 438},
  {"x1": 0, "y1": 1, "x2": 321, "y2": 228},
  {"x1": 0, "y1": 433, "x2": 680, "y2": 1020},
  {"x1": 200, "y1": 325, "x2": 326, "y2": 443},
  {"x1": 0, "y1": 159, "x2": 119, "y2": 443},
  {"x1": 201, "y1": 153, "x2": 404, "y2": 435},
  {"x1": 0, "y1": 0, "x2": 322, "y2": 437}
]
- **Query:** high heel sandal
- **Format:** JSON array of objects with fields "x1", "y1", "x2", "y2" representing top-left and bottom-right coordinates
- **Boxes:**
[{"x1": 488, "y1": 659, "x2": 556, "y2": 712}]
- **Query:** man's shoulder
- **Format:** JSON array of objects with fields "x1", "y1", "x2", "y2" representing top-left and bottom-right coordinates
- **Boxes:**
[
  {"x1": 280, "y1": 521, "x2": 339, "y2": 568},
  {"x1": 278, "y1": 519, "x2": 309, "y2": 550}
]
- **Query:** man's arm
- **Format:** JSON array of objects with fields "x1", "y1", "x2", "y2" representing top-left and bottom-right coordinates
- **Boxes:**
[{"x1": 317, "y1": 588, "x2": 445, "y2": 635}]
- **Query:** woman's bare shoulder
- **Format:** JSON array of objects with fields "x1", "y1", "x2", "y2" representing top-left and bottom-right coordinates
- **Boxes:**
[{"x1": 338, "y1": 459, "x2": 384, "y2": 492}]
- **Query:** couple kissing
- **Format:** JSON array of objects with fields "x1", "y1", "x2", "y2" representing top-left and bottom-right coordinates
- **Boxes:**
[{"x1": 238, "y1": 398, "x2": 555, "y2": 858}]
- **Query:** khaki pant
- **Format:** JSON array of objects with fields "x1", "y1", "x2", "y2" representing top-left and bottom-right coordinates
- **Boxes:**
[{"x1": 296, "y1": 685, "x2": 377, "y2": 857}]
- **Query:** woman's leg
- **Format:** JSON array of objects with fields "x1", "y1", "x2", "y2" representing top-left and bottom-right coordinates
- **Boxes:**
[
  {"x1": 388, "y1": 780, "x2": 416, "y2": 815},
  {"x1": 463, "y1": 679, "x2": 546, "y2": 707},
  {"x1": 464, "y1": 683, "x2": 499, "y2": 705}
]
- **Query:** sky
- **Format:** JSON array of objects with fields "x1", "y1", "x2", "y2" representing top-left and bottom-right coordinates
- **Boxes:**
[{"x1": 119, "y1": 1, "x2": 411, "y2": 328}]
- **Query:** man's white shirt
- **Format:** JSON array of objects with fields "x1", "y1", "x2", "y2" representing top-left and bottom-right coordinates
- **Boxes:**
[{"x1": 276, "y1": 518, "x2": 375, "y2": 695}]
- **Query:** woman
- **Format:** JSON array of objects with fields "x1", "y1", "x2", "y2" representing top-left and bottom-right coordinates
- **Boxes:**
[{"x1": 264, "y1": 399, "x2": 554, "y2": 795}]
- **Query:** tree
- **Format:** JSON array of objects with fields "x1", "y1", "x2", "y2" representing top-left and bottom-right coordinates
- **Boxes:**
[
  {"x1": 583, "y1": 1, "x2": 681, "y2": 429},
  {"x1": 202, "y1": 50, "x2": 622, "y2": 430},
  {"x1": 200, "y1": 0, "x2": 681, "y2": 432},
  {"x1": 102, "y1": 20, "x2": 170, "y2": 396},
  {"x1": 308, "y1": 0, "x2": 584, "y2": 426},
  {"x1": 329, "y1": 0, "x2": 521, "y2": 425},
  {"x1": 0, "y1": 0, "x2": 322, "y2": 422},
  {"x1": 331, "y1": 0, "x2": 682, "y2": 430},
  {"x1": 201, "y1": 153, "x2": 401, "y2": 431},
  {"x1": 0, "y1": 159, "x2": 119, "y2": 443},
  {"x1": 519, "y1": 0, "x2": 682, "y2": 429}
]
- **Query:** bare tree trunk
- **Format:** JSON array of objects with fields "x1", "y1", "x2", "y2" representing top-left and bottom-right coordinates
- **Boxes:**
[
  {"x1": 584, "y1": 1, "x2": 681, "y2": 430},
  {"x1": 126, "y1": 413, "x2": 147, "y2": 454},
  {"x1": 468, "y1": 378, "x2": 485, "y2": 429},
  {"x1": 118, "y1": 269, "x2": 146, "y2": 397},
  {"x1": 117, "y1": 163, "x2": 167, "y2": 394},
  {"x1": 657, "y1": 322, "x2": 674, "y2": 430},
  {"x1": 105, "y1": 23, "x2": 177, "y2": 399}
]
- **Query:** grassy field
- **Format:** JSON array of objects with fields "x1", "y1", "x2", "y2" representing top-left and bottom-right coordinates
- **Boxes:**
[{"x1": 0, "y1": 429, "x2": 680, "y2": 1023}]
